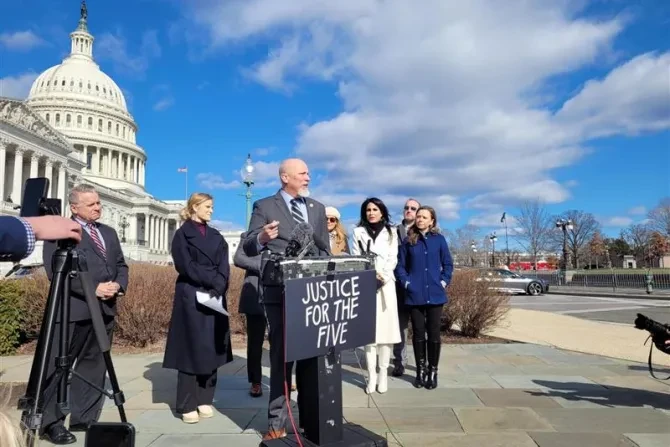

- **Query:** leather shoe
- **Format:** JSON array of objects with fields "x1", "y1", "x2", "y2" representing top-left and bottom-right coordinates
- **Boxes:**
[
  {"x1": 249, "y1": 383, "x2": 263, "y2": 397},
  {"x1": 391, "y1": 364, "x2": 405, "y2": 377},
  {"x1": 42, "y1": 424, "x2": 77, "y2": 445}
]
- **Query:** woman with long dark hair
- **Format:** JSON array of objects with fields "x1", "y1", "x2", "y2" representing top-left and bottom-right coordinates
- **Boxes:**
[
  {"x1": 351, "y1": 197, "x2": 401, "y2": 394},
  {"x1": 394, "y1": 206, "x2": 453, "y2": 390}
]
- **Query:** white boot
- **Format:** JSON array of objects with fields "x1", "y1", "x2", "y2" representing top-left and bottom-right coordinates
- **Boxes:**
[
  {"x1": 364, "y1": 345, "x2": 377, "y2": 394},
  {"x1": 377, "y1": 344, "x2": 391, "y2": 394}
]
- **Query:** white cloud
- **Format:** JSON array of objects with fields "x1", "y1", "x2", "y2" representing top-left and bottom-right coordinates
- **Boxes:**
[
  {"x1": 0, "y1": 30, "x2": 44, "y2": 51},
  {"x1": 601, "y1": 216, "x2": 634, "y2": 227},
  {"x1": 210, "y1": 220, "x2": 244, "y2": 232},
  {"x1": 0, "y1": 72, "x2": 38, "y2": 99},
  {"x1": 180, "y1": 1, "x2": 669, "y2": 210},
  {"x1": 196, "y1": 173, "x2": 240, "y2": 190},
  {"x1": 628, "y1": 205, "x2": 647, "y2": 215},
  {"x1": 153, "y1": 97, "x2": 174, "y2": 111},
  {"x1": 468, "y1": 212, "x2": 517, "y2": 228},
  {"x1": 96, "y1": 30, "x2": 162, "y2": 77}
]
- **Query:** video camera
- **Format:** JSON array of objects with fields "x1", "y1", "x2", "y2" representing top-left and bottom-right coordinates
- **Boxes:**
[
  {"x1": 634, "y1": 313, "x2": 670, "y2": 355},
  {"x1": 633, "y1": 313, "x2": 670, "y2": 380}
]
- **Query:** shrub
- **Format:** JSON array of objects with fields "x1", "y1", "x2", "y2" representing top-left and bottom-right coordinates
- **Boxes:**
[
  {"x1": 7, "y1": 263, "x2": 248, "y2": 350},
  {"x1": 0, "y1": 280, "x2": 23, "y2": 355},
  {"x1": 115, "y1": 264, "x2": 177, "y2": 347},
  {"x1": 444, "y1": 269, "x2": 510, "y2": 338}
]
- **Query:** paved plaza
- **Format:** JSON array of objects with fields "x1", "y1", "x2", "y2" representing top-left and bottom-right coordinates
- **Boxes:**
[{"x1": 2, "y1": 343, "x2": 670, "y2": 447}]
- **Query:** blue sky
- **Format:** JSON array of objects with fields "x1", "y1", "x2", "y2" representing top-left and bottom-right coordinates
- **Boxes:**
[{"x1": 1, "y1": 0, "x2": 668, "y2": 245}]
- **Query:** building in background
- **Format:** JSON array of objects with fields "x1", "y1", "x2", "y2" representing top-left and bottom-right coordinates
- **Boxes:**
[{"x1": 0, "y1": 5, "x2": 241, "y2": 274}]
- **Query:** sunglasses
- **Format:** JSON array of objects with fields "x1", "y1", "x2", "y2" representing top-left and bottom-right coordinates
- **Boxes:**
[
  {"x1": 327, "y1": 217, "x2": 338, "y2": 223},
  {"x1": 404, "y1": 206, "x2": 418, "y2": 211}
]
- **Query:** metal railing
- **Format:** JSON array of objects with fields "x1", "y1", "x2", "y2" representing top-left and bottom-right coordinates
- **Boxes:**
[{"x1": 520, "y1": 269, "x2": 670, "y2": 293}]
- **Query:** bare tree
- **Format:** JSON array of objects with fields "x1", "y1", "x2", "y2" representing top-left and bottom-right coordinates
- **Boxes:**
[
  {"x1": 647, "y1": 197, "x2": 670, "y2": 238},
  {"x1": 513, "y1": 200, "x2": 553, "y2": 268},
  {"x1": 552, "y1": 210, "x2": 600, "y2": 268},
  {"x1": 445, "y1": 224, "x2": 481, "y2": 266},
  {"x1": 622, "y1": 223, "x2": 652, "y2": 266}
]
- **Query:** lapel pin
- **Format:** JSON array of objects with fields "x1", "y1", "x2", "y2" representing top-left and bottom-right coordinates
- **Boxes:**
[{"x1": 309, "y1": 203, "x2": 313, "y2": 207}]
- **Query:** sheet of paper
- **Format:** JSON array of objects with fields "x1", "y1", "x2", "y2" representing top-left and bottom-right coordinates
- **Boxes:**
[{"x1": 195, "y1": 291, "x2": 230, "y2": 316}]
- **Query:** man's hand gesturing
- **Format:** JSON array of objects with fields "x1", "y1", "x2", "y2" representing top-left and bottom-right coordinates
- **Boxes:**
[{"x1": 258, "y1": 221, "x2": 279, "y2": 245}]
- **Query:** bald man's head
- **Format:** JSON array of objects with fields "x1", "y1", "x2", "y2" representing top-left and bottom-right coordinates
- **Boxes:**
[{"x1": 279, "y1": 158, "x2": 311, "y2": 198}]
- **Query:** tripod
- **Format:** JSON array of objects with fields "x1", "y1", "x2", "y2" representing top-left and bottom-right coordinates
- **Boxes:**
[{"x1": 18, "y1": 238, "x2": 129, "y2": 447}]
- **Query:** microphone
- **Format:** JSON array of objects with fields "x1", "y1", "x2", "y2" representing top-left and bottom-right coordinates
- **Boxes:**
[{"x1": 285, "y1": 222, "x2": 314, "y2": 257}]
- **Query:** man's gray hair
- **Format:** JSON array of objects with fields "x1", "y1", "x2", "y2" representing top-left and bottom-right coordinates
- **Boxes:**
[{"x1": 68, "y1": 184, "x2": 98, "y2": 204}]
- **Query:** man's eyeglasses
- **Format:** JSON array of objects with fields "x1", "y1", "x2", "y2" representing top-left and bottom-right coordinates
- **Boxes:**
[
  {"x1": 404, "y1": 206, "x2": 418, "y2": 211},
  {"x1": 328, "y1": 217, "x2": 338, "y2": 223}
]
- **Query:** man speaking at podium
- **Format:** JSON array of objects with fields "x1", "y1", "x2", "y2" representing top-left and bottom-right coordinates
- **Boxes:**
[{"x1": 243, "y1": 158, "x2": 329, "y2": 440}]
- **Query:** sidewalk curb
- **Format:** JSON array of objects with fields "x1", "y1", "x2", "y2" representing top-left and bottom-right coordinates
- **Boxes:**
[{"x1": 548, "y1": 289, "x2": 670, "y2": 301}]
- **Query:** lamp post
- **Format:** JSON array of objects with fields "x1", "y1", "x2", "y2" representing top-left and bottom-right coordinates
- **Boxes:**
[
  {"x1": 470, "y1": 241, "x2": 477, "y2": 267},
  {"x1": 119, "y1": 216, "x2": 130, "y2": 243},
  {"x1": 489, "y1": 233, "x2": 497, "y2": 267},
  {"x1": 556, "y1": 218, "x2": 574, "y2": 283},
  {"x1": 241, "y1": 153, "x2": 255, "y2": 230}
]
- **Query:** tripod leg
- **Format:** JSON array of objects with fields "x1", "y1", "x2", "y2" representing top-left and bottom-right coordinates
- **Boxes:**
[
  {"x1": 56, "y1": 272, "x2": 73, "y2": 412},
  {"x1": 74, "y1": 255, "x2": 128, "y2": 423},
  {"x1": 19, "y1": 247, "x2": 73, "y2": 447}
]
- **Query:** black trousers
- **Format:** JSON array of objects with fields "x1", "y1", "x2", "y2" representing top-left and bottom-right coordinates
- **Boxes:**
[
  {"x1": 39, "y1": 318, "x2": 115, "y2": 434},
  {"x1": 410, "y1": 304, "x2": 443, "y2": 344},
  {"x1": 392, "y1": 300, "x2": 411, "y2": 367},
  {"x1": 264, "y1": 303, "x2": 306, "y2": 431},
  {"x1": 245, "y1": 314, "x2": 267, "y2": 384},
  {"x1": 176, "y1": 370, "x2": 217, "y2": 414}
]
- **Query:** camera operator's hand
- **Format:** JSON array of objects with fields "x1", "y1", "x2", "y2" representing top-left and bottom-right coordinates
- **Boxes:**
[
  {"x1": 258, "y1": 220, "x2": 279, "y2": 245},
  {"x1": 24, "y1": 216, "x2": 82, "y2": 242}
]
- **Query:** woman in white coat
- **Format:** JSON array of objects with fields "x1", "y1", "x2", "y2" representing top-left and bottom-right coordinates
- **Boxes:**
[{"x1": 351, "y1": 197, "x2": 401, "y2": 394}]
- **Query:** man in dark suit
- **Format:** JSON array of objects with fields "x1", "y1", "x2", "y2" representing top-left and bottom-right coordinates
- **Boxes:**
[
  {"x1": 233, "y1": 232, "x2": 266, "y2": 398},
  {"x1": 242, "y1": 158, "x2": 329, "y2": 440},
  {"x1": 392, "y1": 198, "x2": 420, "y2": 377},
  {"x1": 0, "y1": 215, "x2": 82, "y2": 262},
  {"x1": 39, "y1": 184, "x2": 128, "y2": 445}
]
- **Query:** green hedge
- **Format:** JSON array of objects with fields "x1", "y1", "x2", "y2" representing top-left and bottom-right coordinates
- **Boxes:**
[{"x1": 0, "y1": 280, "x2": 24, "y2": 355}]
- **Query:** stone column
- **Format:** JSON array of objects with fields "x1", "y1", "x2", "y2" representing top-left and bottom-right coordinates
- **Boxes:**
[
  {"x1": 82, "y1": 146, "x2": 88, "y2": 171},
  {"x1": 135, "y1": 158, "x2": 140, "y2": 184},
  {"x1": 30, "y1": 153, "x2": 39, "y2": 178},
  {"x1": 149, "y1": 215, "x2": 155, "y2": 249},
  {"x1": 12, "y1": 147, "x2": 24, "y2": 203},
  {"x1": 162, "y1": 218, "x2": 167, "y2": 251},
  {"x1": 129, "y1": 214, "x2": 137, "y2": 244},
  {"x1": 57, "y1": 164, "x2": 67, "y2": 216},
  {"x1": 44, "y1": 160, "x2": 53, "y2": 196},
  {"x1": 140, "y1": 161, "x2": 145, "y2": 186},
  {"x1": 116, "y1": 151, "x2": 122, "y2": 179},
  {"x1": 0, "y1": 143, "x2": 6, "y2": 201}
]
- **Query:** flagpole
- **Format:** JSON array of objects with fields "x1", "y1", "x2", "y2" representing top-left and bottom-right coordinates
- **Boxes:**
[{"x1": 501, "y1": 212, "x2": 510, "y2": 267}]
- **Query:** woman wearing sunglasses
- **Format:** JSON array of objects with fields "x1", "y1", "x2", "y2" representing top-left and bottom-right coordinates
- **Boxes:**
[{"x1": 325, "y1": 206, "x2": 350, "y2": 254}]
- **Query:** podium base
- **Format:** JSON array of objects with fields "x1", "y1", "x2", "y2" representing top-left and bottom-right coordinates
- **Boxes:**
[{"x1": 259, "y1": 423, "x2": 387, "y2": 447}]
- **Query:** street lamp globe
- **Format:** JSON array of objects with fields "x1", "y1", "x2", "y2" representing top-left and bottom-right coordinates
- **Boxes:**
[
  {"x1": 566, "y1": 219, "x2": 574, "y2": 231},
  {"x1": 241, "y1": 153, "x2": 255, "y2": 185}
]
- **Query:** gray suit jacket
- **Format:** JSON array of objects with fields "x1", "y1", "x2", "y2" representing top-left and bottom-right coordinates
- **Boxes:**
[
  {"x1": 242, "y1": 190, "x2": 329, "y2": 303},
  {"x1": 233, "y1": 232, "x2": 264, "y2": 315}
]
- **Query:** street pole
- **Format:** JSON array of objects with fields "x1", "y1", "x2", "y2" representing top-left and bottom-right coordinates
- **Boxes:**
[{"x1": 244, "y1": 181, "x2": 253, "y2": 229}]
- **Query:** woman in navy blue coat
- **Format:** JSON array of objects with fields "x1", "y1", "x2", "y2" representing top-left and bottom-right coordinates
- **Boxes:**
[
  {"x1": 394, "y1": 206, "x2": 453, "y2": 390},
  {"x1": 163, "y1": 193, "x2": 233, "y2": 423}
]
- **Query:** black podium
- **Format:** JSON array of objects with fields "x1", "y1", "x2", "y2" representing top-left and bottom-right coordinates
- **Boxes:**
[{"x1": 260, "y1": 256, "x2": 387, "y2": 447}]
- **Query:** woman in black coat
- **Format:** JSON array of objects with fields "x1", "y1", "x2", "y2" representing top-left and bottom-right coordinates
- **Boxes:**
[
  {"x1": 233, "y1": 232, "x2": 267, "y2": 398},
  {"x1": 163, "y1": 192, "x2": 233, "y2": 423}
]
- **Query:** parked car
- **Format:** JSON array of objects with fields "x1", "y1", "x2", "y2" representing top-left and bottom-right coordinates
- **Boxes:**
[
  {"x1": 476, "y1": 268, "x2": 548, "y2": 296},
  {"x1": 3, "y1": 263, "x2": 42, "y2": 279}
]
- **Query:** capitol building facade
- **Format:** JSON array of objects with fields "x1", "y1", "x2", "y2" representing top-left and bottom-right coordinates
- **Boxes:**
[{"x1": 0, "y1": 9, "x2": 241, "y2": 272}]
